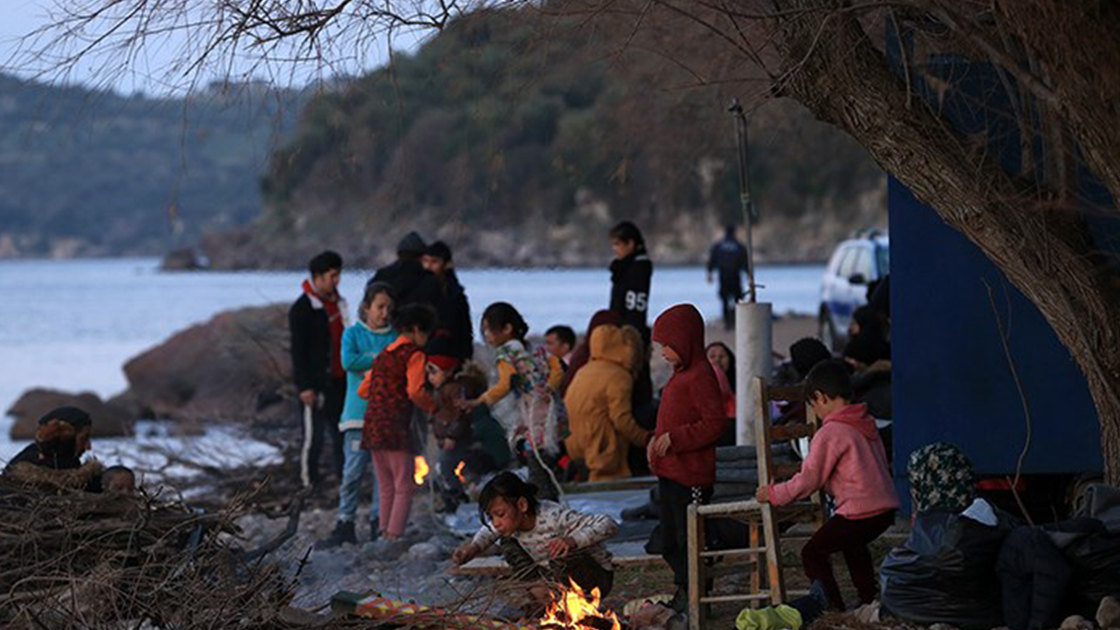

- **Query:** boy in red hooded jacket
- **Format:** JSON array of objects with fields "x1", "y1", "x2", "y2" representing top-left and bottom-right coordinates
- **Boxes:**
[
  {"x1": 756, "y1": 360, "x2": 899, "y2": 610},
  {"x1": 648, "y1": 304, "x2": 728, "y2": 611}
]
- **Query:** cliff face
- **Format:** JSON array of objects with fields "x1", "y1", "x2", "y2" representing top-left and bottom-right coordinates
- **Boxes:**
[{"x1": 202, "y1": 7, "x2": 885, "y2": 269}]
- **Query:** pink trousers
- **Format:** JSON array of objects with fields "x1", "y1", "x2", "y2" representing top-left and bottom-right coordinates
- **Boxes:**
[{"x1": 371, "y1": 450, "x2": 415, "y2": 537}]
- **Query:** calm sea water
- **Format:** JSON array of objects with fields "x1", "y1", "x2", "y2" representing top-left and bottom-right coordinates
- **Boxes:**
[{"x1": 0, "y1": 258, "x2": 824, "y2": 423}]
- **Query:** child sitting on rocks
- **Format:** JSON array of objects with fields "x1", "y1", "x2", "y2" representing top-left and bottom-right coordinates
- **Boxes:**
[{"x1": 451, "y1": 472, "x2": 618, "y2": 612}]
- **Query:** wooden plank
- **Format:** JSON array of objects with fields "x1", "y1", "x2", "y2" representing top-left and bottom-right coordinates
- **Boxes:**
[
  {"x1": 750, "y1": 521, "x2": 762, "y2": 610},
  {"x1": 449, "y1": 553, "x2": 667, "y2": 576},
  {"x1": 763, "y1": 385, "x2": 805, "y2": 402},
  {"x1": 754, "y1": 377, "x2": 787, "y2": 606},
  {"x1": 561, "y1": 476, "x2": 657, "y2": 493},
  {"x1": 770, "y1": 423, "x2": 815, "y2": 441},
  {"x1": 698, "y1": 547, "x2": 767, "y2": 559},
  {"x1": 686, "y1": 503, "x2": 704, "y2": 630},
  {"x1": 699, "y1": 593, "x2": 774, "y2": 604}
]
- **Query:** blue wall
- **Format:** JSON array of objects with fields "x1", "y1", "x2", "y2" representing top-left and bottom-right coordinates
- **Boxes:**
[{"x1": 890, "y1": 177, "x2": 1102, "y2": 477}]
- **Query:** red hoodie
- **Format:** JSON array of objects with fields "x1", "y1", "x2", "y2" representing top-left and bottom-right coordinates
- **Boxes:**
[{"x1": 650, "y1": 304, "x2": 727, "y2": 487}]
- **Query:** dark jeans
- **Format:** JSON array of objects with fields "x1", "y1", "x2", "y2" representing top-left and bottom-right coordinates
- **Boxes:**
[
  {"x1": 499, "y1": 538, "x2": 613, "y2": 598},
  {"x1": 658, "y1": 477, "x2": 713, "y2": 587},
  {"x1": 718, "y1": 280, "x2": 743, "y2": 329},
  {"x1": 801, "y1": 510, "x2": 895, "y2": 610},
  {"x1": 300, "y1": 376, "x2": 345, "y2": 486}
]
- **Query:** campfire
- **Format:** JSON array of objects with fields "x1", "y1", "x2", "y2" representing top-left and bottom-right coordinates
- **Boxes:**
[
  {"x1": 414, "y1": 455, "x2": 430, "y2": 485},
  {"x1": 538, "y1": 580, "x2": 622, "y2": 630},
  {"x1": 454, "y1": 460, "x2": 467, "y2": 483}
]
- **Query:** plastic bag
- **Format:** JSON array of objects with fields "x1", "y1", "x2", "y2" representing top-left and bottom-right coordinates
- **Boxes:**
[
  {"x1": 880, "y1": 509, "x2": 1011, "y2": 629},
  {"x1": 1063, "y1": 531, "x2": 1120, "y2": 616}
]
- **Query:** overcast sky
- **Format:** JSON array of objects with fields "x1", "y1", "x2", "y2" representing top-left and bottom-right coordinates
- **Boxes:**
[{"x1": 0, "y1": 0, "x2": 423, "y2": 95}]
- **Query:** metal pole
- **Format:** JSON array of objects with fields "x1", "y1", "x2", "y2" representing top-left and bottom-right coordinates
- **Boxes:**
[
  {"x1": 729, "y1": 99, "x2": 771, "y2": 446},
  {"x1": 729, "y1": 98, "x2": 757, "y2": 303}
]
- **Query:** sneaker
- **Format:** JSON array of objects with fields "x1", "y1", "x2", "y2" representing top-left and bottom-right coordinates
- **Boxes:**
[{"x1": 315, "y1": 521, "x2": 356, "y2": 549}]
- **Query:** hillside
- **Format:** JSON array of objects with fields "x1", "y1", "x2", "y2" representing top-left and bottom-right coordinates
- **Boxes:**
[
  {"x1": 202, "y1": 7, "x2": 886, "y2": 269},
  {"x1": 0, "y1": 75, "x2": 304, "y2": 258}
]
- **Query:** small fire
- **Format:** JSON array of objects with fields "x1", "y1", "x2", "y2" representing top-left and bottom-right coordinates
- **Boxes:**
[
  {"x1": 454, "y1": 460, "x2": 467, "y2": 483},
  {"x1": 414, "y1": 456, "x2": 430, "y2": 485},
  {"x1": 538, "y1": 579, "x2": 621, "y2": 630}
]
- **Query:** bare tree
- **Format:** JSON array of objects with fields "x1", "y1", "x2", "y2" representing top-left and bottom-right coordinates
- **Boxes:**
[{"x1": 15, "y1": 0, "x2": 1120, "y2": 481}]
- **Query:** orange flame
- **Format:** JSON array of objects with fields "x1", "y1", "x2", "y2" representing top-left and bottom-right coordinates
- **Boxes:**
[
  {"x1": 454, "y1": 460, "x2": 467, "y2": 483},
  {"x1": 414, "y1": 456, "x2": 430, "y2": 485},
  {"x1": 538, "y1": 579, "x2": 621, "y2": 630}
]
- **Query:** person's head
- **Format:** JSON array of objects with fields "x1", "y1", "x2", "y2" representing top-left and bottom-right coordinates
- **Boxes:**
[
  {"x1": 102, "y1": 465, "x2": 136, "y2": 495},
  {"x1": 425, "y1": 335, "x2": 461, "y2": 388},
  {"x1": 392, "y1": 303, "x2": 437, "y2": 347},
  {"x1": 478, "y1": 472, "x2": 539, "y2": 537},
  {"x1": 481, "y1": 302, "x2": 528, "y2": 347},
  {"x1": 849, "y1": 305, "x2": 881, "y2": 339},
  {"x1": 790, "y1": 337, "x2": 832, "y2": 379},
  {"x1": 907, "y1": 442, "x2": 976, "y2": 514},
  {"x1": 802, "y1": 360, "x2": 854, "y2": 419},
  {"x1": 609, "y1": 221, "x2": 646, "y2": 259},
  {"x1": 35, "y1": 406, "x2": 93, "y2": 461},
  {"x1": 652, "y1": 304, "x2": 705, "y2": 372},
  {"x1": 397, "y1": 231, "x2": 428, "y2": 261},
  {"x1": 725, "y1": 224, "x2": 737, "y2": 239},
  {"x1": 422, "y1": 241, "x2": 453, "y2": 277},
  {"x1": 360, "y1": 281, "x2": 395, "y2": 329},
  {"x1": 308, "y1": 251, "x2": 343, "y2": 295},
  {"x1": 545, "y1": 325, "x2": 576, "y2": 359},
  {"x1": 705, "y1": 342, "x2": 734, "y2": 376}
]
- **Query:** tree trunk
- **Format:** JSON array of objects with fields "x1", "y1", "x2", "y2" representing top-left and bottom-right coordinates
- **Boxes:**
[{"x1": 771, "y1": 1, "x2": 1120, "y2": 483}]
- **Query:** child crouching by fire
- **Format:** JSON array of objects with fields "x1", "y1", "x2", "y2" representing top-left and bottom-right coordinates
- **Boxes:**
[{"x1": 452, "y1": 472, "x2": 618, "y2": 612}]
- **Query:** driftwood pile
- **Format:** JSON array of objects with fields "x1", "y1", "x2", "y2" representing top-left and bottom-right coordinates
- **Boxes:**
[{"x1": 0, "y1": 475, "x2": 312, "y2": 629}]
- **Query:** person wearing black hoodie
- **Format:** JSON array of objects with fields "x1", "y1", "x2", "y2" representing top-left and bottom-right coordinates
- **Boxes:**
[
  {"x1": 422, "y1": 241, "x2": 474, "y2": 360},
  {"x1": 371, "y1": 232, "x2": 442, "y2": 311}
]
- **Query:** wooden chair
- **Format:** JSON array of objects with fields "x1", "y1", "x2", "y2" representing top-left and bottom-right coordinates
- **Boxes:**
[{"x1": 685, "y1": 377, "x2": 825, "y2": 629}]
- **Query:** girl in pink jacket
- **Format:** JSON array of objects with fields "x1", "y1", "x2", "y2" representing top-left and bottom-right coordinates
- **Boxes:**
[{"x1": 757, "y1": 360, "x2": 899, "y2": 611}]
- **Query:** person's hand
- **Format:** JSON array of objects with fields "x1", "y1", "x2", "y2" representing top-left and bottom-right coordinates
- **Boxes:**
[
  {"x1": 755, "y1": 485, "x2": 770, "y2": 504},
  {"x1": 548, "y1": 536, "x2": 577, "y2": 559},
  {"x1": 442, "y1": 438, "x2": 456, "y2": 452},
  {"x1": 451, "y1": 542, "x2": 479, "y2": 565},
  {"x1": 650, "y1": 433, "x2": 672, "y2": 458},
  {"x1": 298, "y1": 389, "x2": 316, "y2": 406}
]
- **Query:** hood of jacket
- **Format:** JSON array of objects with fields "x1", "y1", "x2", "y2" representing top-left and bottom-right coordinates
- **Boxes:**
[
  {"x1": 823, "y1": 403, "x2": 879, "y2": 439},
  {"x1": 589, "y1": 325, "x2": 632, "y2": 369},
  {"x1": 652, "y1": 304, "x2": 706, "y2": 373}
]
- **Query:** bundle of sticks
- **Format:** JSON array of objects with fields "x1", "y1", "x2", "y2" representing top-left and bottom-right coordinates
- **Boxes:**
[{"x1": 0, "y1": 476, "x2": 301, "y2": 629}]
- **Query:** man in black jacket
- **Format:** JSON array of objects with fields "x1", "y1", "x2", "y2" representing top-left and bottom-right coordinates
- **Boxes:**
[
  {"x1": 422, "y1": 241, "x2": 474, "y2": 359},
  {"x1": 370, "y1": 232, "x2": 442, "y2": 310},
  {"x1": 289, "y1": 251, "x2": 348, "y2": 489},
  {"x1": 707, "y1": 225, "x2": 750, "y2": 329}
]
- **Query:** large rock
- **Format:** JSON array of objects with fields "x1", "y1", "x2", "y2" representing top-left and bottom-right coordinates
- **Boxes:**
[
  {"x1": 7, "y1": 388, "x2": 135, "y2": 439},
  {"x1": 122, "y1": 303, "x2": 293, "y2": 425}
]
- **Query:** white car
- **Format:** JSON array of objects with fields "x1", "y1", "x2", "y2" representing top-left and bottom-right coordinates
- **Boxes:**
[{"x1": 819, "y1": 231, "x2": 890, "y2": 351}]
